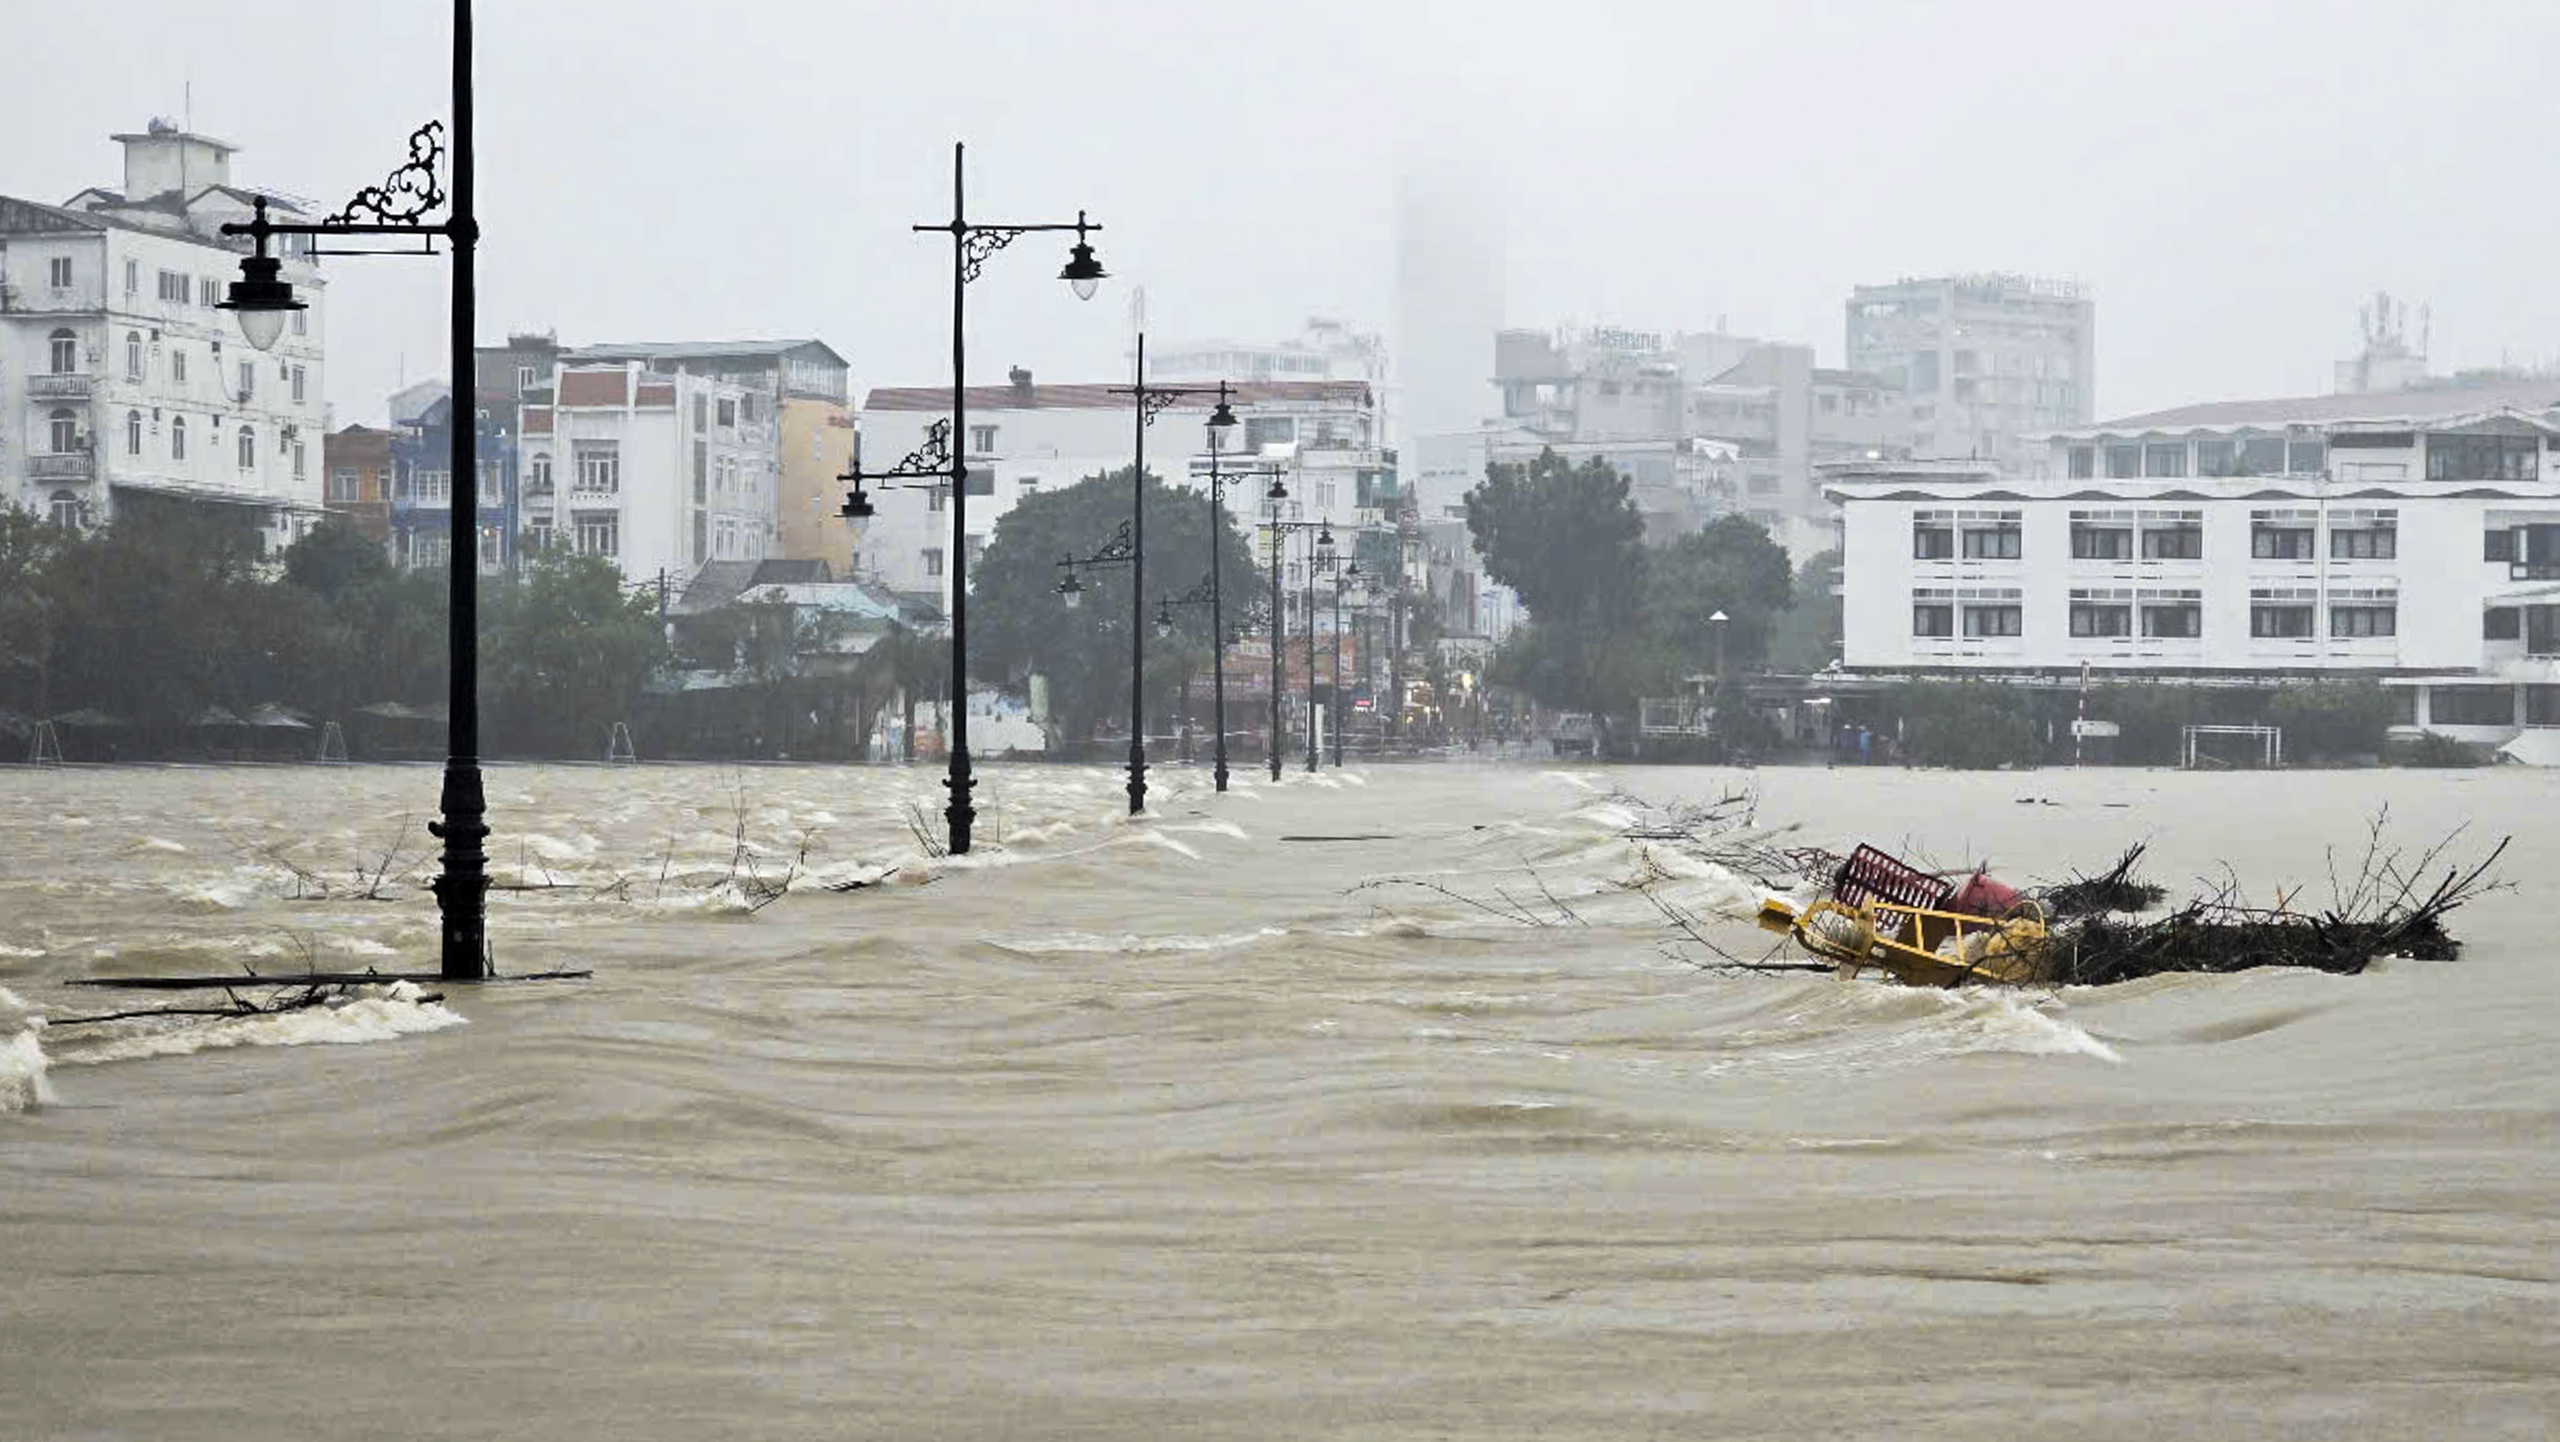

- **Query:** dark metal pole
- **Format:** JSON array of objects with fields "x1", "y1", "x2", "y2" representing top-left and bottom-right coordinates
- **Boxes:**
[
  {"x1": 944, "y1": 142, "x2": 976, "y2": 854},
  {"x1": 1126, "y1": 334, "x2": 1147, "y2": 815},
  {"x1": 1267, "y1": 519, "x2": 1283, "y2": 781},
  {"x1": 1209, "y1": 442, "x2": 1228, "y2": 792},
  {"x1": 1304, "y1": 541, "x2": 1317, "y2": 773},
  {"x1": 1330, "y1": 570, "x2": 1344, "y2": 765},
  {"x1": 429, "y1": 0, "x2": 487, "y2": 982}
]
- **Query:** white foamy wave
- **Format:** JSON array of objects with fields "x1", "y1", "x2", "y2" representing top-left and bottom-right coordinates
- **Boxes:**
[
  {"x1": 998, "y1": 926, "x2": 1287, "y2": 956},
  {"x1": 50, "y1": 981, "x2": 466, "y2": 1067},
  {"x1": 1937, "y1": 992, "x2": 2122, "y2": 1062},
  {"x1": 1, "y1": 987, "x2": 53, "y2": 1114},
  {"x1": 0, "y1": 941, "x2": 45, "y2": 959}
]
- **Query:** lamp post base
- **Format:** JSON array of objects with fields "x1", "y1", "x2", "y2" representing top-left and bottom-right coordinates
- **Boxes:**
[
  {"x1": 1127, "y1": 741, "x2": 1147, "y2": 815},
  {"x1": 428, "y1": 759, "x2": 489, "y2": 982},
  {"x1": 946, "y1": 749, "x2": 976, "y2": 854},
  {"x1": 1213, "y1": 750, "x2": 1228, "y2": 793}
]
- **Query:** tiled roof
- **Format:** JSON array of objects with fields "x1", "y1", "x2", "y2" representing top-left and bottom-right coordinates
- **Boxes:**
[
  {"x1": 863, "y1": 379, "x2": 1372, "y2": 412},
  {"x1": 521, "y1": 407, "x2": 554, "y2": 435},
  {"x1": 633, "y1": 382, "x2": 676, "y2": 408},
  {"x1": 556, "y1": 371, "x2": 629, "y2": 407}
]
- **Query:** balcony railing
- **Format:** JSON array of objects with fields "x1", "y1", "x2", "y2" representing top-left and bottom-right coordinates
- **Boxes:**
[
  {"x1": 29, "y1": 453, "x2": 95, "y2": 481},
  {"x1": 28, "y1": 374, "x2": 93, "y2": 400}
]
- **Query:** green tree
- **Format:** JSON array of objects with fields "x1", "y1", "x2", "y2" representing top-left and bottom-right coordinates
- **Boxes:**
[
  {"x1": 1635, "y1": 515, "x2": 1795, "y2": 679},
  {"x1": 482, "y1": 551, "x2": 669, "y2": 757},
  {"x1": 1462, "y1": 448, "x2": 1644, "y2": 627},
  {"x1": 969, "y1": 466, "x2": 1261, "y2": 744},
  {"x1": 1767, "y1": 548, "x2": 1843, "y2": 673},
  {"x1": 282, "y1": 519, "x2": 393, "y2": 599}
]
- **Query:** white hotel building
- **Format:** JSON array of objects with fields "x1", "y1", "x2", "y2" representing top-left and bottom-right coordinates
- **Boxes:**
[
  {"x1": 2, "y1": 122, "x2": 328, "y2": 549},
  {"x1": 516, "y1": 363, "x2": 778, "y2": 588},
  {"x1": 1825, "y1": 381, "x2": 2560, "y2": 752}
]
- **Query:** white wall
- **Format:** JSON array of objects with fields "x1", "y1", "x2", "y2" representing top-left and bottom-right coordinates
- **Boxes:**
[{"x1": 1833, "y1": 473, "x2": 2560, "y2": 675}]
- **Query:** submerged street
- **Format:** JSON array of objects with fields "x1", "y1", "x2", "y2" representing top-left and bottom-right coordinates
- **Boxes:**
[{"x1": 4, "y1": 761, "x2": 2553, "y2": 1438}]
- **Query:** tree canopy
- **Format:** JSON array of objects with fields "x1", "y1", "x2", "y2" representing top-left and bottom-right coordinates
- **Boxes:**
[
  {"x1": 968, "y1": 465, "x2": 1264, "y2": 743},
  {"x1": 1462, "y1": 448, "x2": 1645, "y2": 627}
]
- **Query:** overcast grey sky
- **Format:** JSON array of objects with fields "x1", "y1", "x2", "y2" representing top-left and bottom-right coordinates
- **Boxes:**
[{"x1": 8, "y1": 0, "x2": 2557, "y2": 427}]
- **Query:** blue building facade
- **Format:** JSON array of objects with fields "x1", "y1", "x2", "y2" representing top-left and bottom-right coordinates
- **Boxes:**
[{"x1": 390, "y1": 392, "x2": 517, "y2": 571}]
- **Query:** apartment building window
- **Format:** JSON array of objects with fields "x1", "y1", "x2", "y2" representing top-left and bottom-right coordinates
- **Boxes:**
[
  {"x1": 2143, "y1": 443, "x2": 2187, "y2": 478},
  {"x1": 480, "y1": 527, "x2": 503, "y2": 570},
  {"x1": 1960, "y1": 521, "x2": 2021, "y2": 559},
  {"x1": 1245, "y1": 416, "x2": 1295, "y2": 451},
  {"x1": 237, "y1": 426, "x2": 256, "y2": 471},
  {"x1": 964, "y1": 467, "x2": 995, "y2": 496},
  {"x1": 2232, "y1": 437, "x2": 2284, "y2": 475},
  {"x1": 2427, "y1": 433, "x2": 2539, "y2": 482},
  {"x1": 157, "y1": 270, "x2": 187, "y2": 303},
  {"x1": 292, "y1": 309, "x2": 307, "y2": 336},
  {"x1": 2486, "y1": 528, "x2": 2517, "y2": 563},
  {"x1": 2101, "y1": 443, "x2": 2138, "y2": 478},
  {"x1": 715, "y1": 516, "x2": 739, "y2": 559},
  {"x1": 1016, "y1": 475, "x2": 1041, "y2": 495},
  {"x1": 717, "y1": 398, "x2": 738, "y2": 429},
  {"x1": 411, "y1": 533, "x2": 452, "y2": 569},
  {"x1": 124, "y1": 259, "x2": 139, "y2": 295},
  {"x1": 516, "y1": 365, "x2": 535, "y2": 392},
  {"x1": 2067, "y1": 446, "x2": 2095, "y2": 479},
  {"x1": 48, "y1": 409, "x2": 78, "y2": 454},
  {"x1": 575, "y1": 513, "x2": 619, "y2": 558},
  {"x1": 692, "y1": 440, "x2": 708, "y2": 503},
  {"x1": 2288, "y1": 440, "x2": 2325, "y2": 474},
  {"x1": 966, "y1": 534, "x2": 986, "y2": 566},
  {"x1": 2069, "y1": 515, "x2": 2132, "y2": 560},
  {"x1": 171, "y1": 415, "x2": 187, "y2": 461},
  {"x1": 2249, "y1": 589, "x2": 2316, "y2": 638},
  {"x1": 237, "y1": 360, "x2": 255, "y2": 400},
  {"x1": 923, "y1": 547, "x2": 945, "y2": 578},
  {"x1": 1911, "y1": 591, "x2": 1955, "y2": 637},
  {"x1": 527, "y1": 453, "x2": 552, "y2": 492},
  {"x1": 411, "y1": 468, "x2": 451, "y2": 502},
  {"x1": 49, "y1": 491, "x2": 82, "y2": 530},
  {"x1": 968, "y1": 424, "x2": 997, "y2": 454},
  {"x1": 331, "y1": 467, "x2": 362, "y2": 502},
  {"x1": 527, "y1": 516, "x2": 555, "y2": 553},
  {"x1": 2330, "y1": 512, "x2": 2397, "y2": 559},
  {"x1": 291, "y1": 366, "x2": 306, "y2": 404},
  {"x1": 293, "y1": 441, "x2": 307, "y2": 481},
  {"x1": 172, "y1": 349, "x2": 187, "y2": 387},
  {"x1": 2433, "y1": 687, "x2": 2515, "y2": 726},
  {"x1": 2140, "y1": 517, "x2": 2203, "y2": 560},
  {"x1": 928, "y1": 483, "x2": 947, "y2": 513},
  {"x1": 478, "y1": 461, "x2": 503, "y2": 503},
  {"x1": 49, "y1": 328, "x2": 76, "y2": 374},
  {"x1": 49, "y1": 257, "x2": 73, "y2": 289},
  {"x1": 573, "y1": 442, "x2": 620, "y2": 494},
  {"x1": 200, "y1": 278, "x2": 218, "y2": 308},
  {"x1": 2141, "y1": 592, "x2": 2203, "y2": 638},
  {"x1": 126, "y1": 410, "x2": 143, "y2": 456},
  {"x1": 2330, "y1": 591, "x2": 2397, "y2": 638},
  {"x1": 125, "y1": 331, "x2": 142, "y2": 380},
  {"x1": 2068, "y1": 591, "x2": 2133, "y2": 637},
  {"x1": 2250, "y1": 516, "x2": 2316, "y2": 560},
  {"x1": 1961, "y1": 601, "x2": 2023, "y2": 638},
  {"x1": 2191, "y1": 439, "x2": 2238, "y2": 477},
  {"x1": 1912, "y1": 514, "x2": 1955, "y2": 559},
  {"x1": 2486, "y1": 608, "x2": 2521, "y2": 641}
]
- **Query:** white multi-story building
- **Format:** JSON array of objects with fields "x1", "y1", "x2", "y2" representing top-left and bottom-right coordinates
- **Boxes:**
[
  {"x1": 1826, "y1": 381, "x2": 2560, "y2": 751},
  {"x1": 516, "y1": 363, "x2": 777, "y2": 587},
  {"x1": 856, "y1": 371, "x2": 1382, "y2": 609},
  {"x1": 1846, "y1": 273, "x2": 2093, "y2": 472},
  {"x1": 1, "y1": 121, "x2": 327, "y2": 548}
]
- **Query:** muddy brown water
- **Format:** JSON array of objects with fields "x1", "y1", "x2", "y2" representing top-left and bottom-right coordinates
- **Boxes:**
[{"x1": 4, "y1": 761, "x2": 2554, "y2": 1438}]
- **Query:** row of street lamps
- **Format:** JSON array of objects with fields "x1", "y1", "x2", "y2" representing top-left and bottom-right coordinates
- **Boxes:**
[{"x1": 208, "y1": 0, "x2": 1384, "y2": 972}]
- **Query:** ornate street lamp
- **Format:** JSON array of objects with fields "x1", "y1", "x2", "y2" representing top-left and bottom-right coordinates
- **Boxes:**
[
  {"x1": 217, "y1": 2, "x2": 488, "y2": 982},
  {"x1": 1106, "y1": 339, "x2": 1226, "y2": 816},
  {"x1": 1258, "y1": 475, "x2": 1330, "y2": 781},
  {"x1": 837, "y1": 143, "x2": 1103, "y2": 855}
]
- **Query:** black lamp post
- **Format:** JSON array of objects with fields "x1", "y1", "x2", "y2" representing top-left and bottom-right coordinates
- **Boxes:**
[
  {"x1": 1330, "y1": 558, "x2": 1358, "y2": 765},
  {"x1": 1259, "y1": 482, "x2": 1328, "y2": 781},
  {"x1": 836, "y1": 142, "x2": 1103, "y2": 855},
  {"x1": 1104, "y1": 339, "x2": 1228, "y2": 815},
  {"x1": 218, "y1": 0, "x2": 486, "y2": 982},
  {"x1": 1189, "y1": 386, "x2": 1278, "y2": 794}
]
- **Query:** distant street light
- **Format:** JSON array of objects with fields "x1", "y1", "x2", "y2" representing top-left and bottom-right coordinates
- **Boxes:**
[
  {"x1": 836, "y1": 142, "x2": 1104, "y2": 856},
  {"x1": 1710, "y1": 608, "x2": 1731, "y2": 682}
]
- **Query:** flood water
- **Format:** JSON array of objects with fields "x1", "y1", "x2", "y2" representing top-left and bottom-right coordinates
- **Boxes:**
[{"x1": 3, "y1": 760, "x2": 2554, "y2": 1438}]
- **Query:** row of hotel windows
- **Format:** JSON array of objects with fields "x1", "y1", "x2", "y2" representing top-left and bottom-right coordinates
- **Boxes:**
[
  {"x1": 2064, "y1": 433, "x2": 2542, "y2": 482},
  {"x1": 46, "y1": 326, "x2": 304, "y2": 382},
  {"x1": 1914, "y1": 510, "x2": 2397, "y2": 562},
  {"x1": 53, "y1": 407, "x2": 304, "y2": 476},
  {"x1": 1913, "y1": 589, "x2": 2399, "y2": 640}
]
